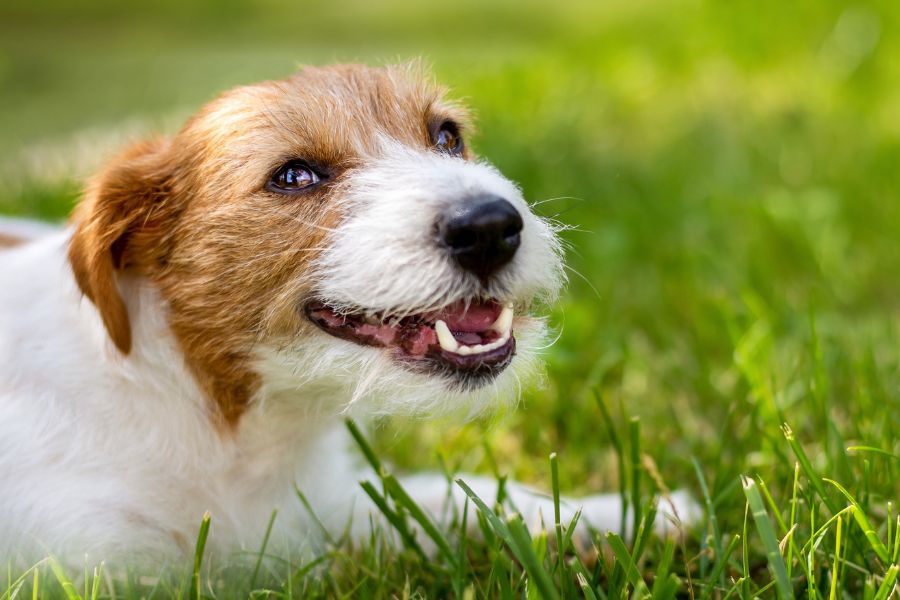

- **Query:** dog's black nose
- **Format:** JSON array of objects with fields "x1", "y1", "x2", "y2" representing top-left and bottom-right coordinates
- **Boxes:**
[{"x1": 439, "y1": 195, "x2": 523, "y2": 278}]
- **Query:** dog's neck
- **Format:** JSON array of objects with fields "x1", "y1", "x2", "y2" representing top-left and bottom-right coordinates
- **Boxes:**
[{"x1": 118, "y1": 267, "x2": 351, "y2": 437}]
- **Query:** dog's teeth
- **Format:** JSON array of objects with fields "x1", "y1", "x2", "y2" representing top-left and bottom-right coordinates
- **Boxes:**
[
  {"x1": 435, "y1": 320, "x2": 460, "y2": 352},
  {"x1": 481, "y1": 330, "x2": 511, "y2": 352},
  {"x1": 490, "y1": 304, "x2": 514, "y2": 334},
  {"x1": 437, "y1": 316, "x2": 512, "y2": 356}
]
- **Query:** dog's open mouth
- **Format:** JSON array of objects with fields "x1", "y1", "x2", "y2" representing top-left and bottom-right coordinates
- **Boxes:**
[{"x1": 305, "y1": 299, "x2": 515, "y2": 377}]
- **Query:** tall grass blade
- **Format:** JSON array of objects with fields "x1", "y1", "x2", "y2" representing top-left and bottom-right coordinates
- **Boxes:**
[
  {"x1": 506, "y1": 514, "x2": 560, "y2": 600},
  {"x1": 693, "y1": 457, "x2": 724, "y2": 579},
  {"x1": 824, "y1": 478, "x2": 890, "y2": 563},
  {"x1": 829, "y1": 515, "x2": 842, "y2": 600},
  {"x1": 457, "y1": 479, "x2": 560, "y2": 600},
  {"x1": 47, "y1": 557, "x2": 80, "y2": 600},
  {"x1": 873, "y1": 564, "x2": 898, "y2": 600},
  {"x1": 345, "y1": 418, "x2": 382, "y2": 474},
  {"x1": 191, "y1": 511, "x2": 211, "y2": 600},
  {"x1": 594, "y1": 391, "x2": 628, "y2": 538},
  {"x1": 295, "y1": 486, "x2": 335, "y2": 546},
  {"x1": 651, "y1": 536, "x2": 677, "y2": 598},
  {"x1": 250, "y1": 509, "x2": 277, "y2": 590},
  {"x1": 783, "y1": 424, "x2": 839, "y2": 515},
  {"x1": 605, "y1": 532, "x2": 649, "y2": 596},
  {"x1": 742, "y1": 477, "x2": 793, "y2": 599},
  {"x1": 629, "y1": 417, "x2": 642, "y2": 545},
  {"x1": 382, "y1": 473, "x2": 459, "y2": 569},
  {"x1": 89, "y1": 564, "x2": 102, "y2": 600},
  {"x1": 575, "y1": 573, "x2": 599, "y2": 600},
  {"x1": 358, "y1": 480, "x2": 426, "y2": 559},
  {"x1": 550, "y1": 453, "x2": 564, "y2": 562}
]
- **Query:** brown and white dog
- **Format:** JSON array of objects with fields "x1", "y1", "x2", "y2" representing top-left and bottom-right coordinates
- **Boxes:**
[{"x1": 0, "y1": 64, "x2": 693, "y2": 563}]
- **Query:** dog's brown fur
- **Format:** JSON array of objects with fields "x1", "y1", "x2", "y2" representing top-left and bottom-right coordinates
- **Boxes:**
[
  {"x1": 0, "y1": 234, "x2": 23, "y2": 248},
  {"x1": 68, "y1": 64, "x2": 471, "y2": 426}
]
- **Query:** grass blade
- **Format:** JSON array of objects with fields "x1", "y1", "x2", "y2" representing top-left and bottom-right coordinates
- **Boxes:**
[
  {"x1": 345, "y1": 418, "x2": 382, "y2": 474},
  {"x1": 550, "y1": 453, "x2": 565, "y2": 562},
  {"x1": 89, "y1": 564, "x2": 102, "y2": 600},
  {"x1": 693, "y1": 457, "x2": 724, "y2": 581},
  {"x1": 846, "y1": 447, "x2": 898, "y2": 461},
  {"x1": 742, "y1": 477, "x2": 793, "y2": 599},
  {"x1": 651, "y1": 536, "x2": 677, "y2": 598},
  {"x1": 191, "y1": 511, "x2": 211, "y2": 600},
  {"x1": 829, "y1": 515, "x2": 842, "y2": 600},
  {"x1": 604, "y1": 532, "x2": 648, "y2": 595},
  {"x1": 250, "y1": 509, "x2": 277, "y2": 590},
  {"x1": 457, "y1": 479, "x2": 560, "y2": 600},
  {"x1": 594, "y1": 391, "x2": 628, "y2": 538},
  {"x1": 47, "y1": 558, "x2": 80, "y2": 600},
  {"x1": 788, "y1": 462, "x2": 800, "y2": 583},
  {"x1": 824, "y1": 478, "x2": 890, "y2": 563},
  {"x1": 507, "y1": 514, "x2": 561, "y2": 600},
  {"x1": 576, "y1": 573, "x2": 599, "y2": 600},
  {"x1": 295, "y1": 486, "x2": 336, "y2": 546},
  {"x1": 894, "y1": 516, "x2": 900, "y2": 564},
  {"x1": 783, "y1": 424, "x2": 840, "y2": 515},
  {"x1": 382, "y1": 473, "x2": 459, "y2": 569},
  {"x1": 358, "y1": 480, "x2": 426, "y2": 559},
  {"x1": 629, "y1": 417, "x2": 642, "y2": 545},
  {"x1": 700, "y1": 534, "x2": 741, "y2": 600},
  {"x1": 742, "y1": 501, "x2": 751, "y2": 600},
  {"x1": 873, "y1": 564, "x2": 898, "y2": 600},
  {"x1": 456, "y1": 478, "x2": 512, "y2": 541}
]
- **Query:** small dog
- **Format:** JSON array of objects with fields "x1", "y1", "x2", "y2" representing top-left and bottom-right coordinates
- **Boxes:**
[{"x1": 0, "y1": 64, "x2": 692, "y2": 563}]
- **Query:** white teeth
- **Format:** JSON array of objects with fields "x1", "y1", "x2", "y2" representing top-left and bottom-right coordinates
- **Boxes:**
[
  {"x1": 452, "y1": 331, "x2": 511, "y2": 356},
  {"x1": 490, "y1": 304, "x2": 514, "y2": 334},
  {"x1": 434, "y1": 304, "x2": 515, "y2": 356},
  {"x1": 435, "y1": 320, "x2": 460, "y2": 352}
]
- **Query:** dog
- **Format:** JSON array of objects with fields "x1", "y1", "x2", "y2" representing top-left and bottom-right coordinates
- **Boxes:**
[{"x1": 0, "y1": 63, "x2": 693, "y2": 564}]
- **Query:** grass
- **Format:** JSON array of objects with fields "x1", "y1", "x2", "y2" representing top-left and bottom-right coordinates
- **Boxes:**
[{"x1": 2, "y1": 0, "x2": 900, "y2": 597}]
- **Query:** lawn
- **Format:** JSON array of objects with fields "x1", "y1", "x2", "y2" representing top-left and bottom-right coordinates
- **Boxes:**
[{"x1": 2, "y1": 0, "x2": 900, "y2": 597}]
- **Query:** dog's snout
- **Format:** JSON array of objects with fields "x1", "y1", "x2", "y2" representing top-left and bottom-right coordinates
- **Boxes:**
[{"x1": 439, "y1": 195, "x2": 523, "y2": 278}]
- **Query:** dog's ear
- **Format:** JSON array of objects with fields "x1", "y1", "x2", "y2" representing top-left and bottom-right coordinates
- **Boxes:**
[{"x1": 68, "y1": 139, "x2": 174, "y2": 354}]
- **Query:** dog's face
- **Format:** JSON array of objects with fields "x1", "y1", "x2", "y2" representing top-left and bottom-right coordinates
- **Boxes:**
[{"x1": 68, "y1": 64, "x2": 563, "y2": 423}]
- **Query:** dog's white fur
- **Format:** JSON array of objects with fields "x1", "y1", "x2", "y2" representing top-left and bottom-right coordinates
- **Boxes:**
[{"x1": 0, "y1": 66, "x2": 694, "y2": 566}]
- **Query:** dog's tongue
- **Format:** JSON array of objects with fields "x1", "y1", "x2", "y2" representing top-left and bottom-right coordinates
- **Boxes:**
[{"x1": 436, "y1": 300, "x2": 502, "y2": 332}]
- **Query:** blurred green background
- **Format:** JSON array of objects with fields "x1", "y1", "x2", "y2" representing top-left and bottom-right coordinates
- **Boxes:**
[{"x1": 2, "y1": 0, "x2": 899, "y2": 508}]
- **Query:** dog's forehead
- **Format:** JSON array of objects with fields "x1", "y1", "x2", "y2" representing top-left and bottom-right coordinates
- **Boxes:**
[{"x1": 185, "y1": 64, "x2": 469, "y2": 163}]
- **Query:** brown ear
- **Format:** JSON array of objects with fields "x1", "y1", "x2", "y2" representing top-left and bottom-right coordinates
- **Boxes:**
[{"x1": 68, "y1": 139, "x2": 173, "y2": 354}]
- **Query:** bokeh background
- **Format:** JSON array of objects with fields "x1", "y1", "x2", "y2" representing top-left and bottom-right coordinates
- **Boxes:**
[{"x1": 2, "y1": 0, "x2": 899, "y2": 519}]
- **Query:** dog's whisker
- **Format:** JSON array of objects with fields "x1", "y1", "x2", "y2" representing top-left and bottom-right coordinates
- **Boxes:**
[
  {"x1": 532, "y1": 324, "x2": 565, "y2": 352},
  {"x1": 529, "y1": 195, "x2": 585, "y2": 208},
  {"x1": 561, "y1": 264, "x2": 601, "y2": 300}
]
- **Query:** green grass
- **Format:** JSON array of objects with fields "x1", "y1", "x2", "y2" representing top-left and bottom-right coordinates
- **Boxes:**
[{"x1": 2, "y1": 0, "x2": 900, "y2": 597}]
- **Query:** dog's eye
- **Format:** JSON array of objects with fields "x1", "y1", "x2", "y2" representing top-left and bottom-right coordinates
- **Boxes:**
[
  {"x1": 268, "y1": 161, "x2": 321, "y2": 193},
  {"x1": 434, "y1": 122, "x2": 463, "y2": 156}
]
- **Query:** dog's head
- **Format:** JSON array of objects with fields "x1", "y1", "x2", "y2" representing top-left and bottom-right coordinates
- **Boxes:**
[{"x1": 68, "y1": 63, "x2": 564, "y2": 423}]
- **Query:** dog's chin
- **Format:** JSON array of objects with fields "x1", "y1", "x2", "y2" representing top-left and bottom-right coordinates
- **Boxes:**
[
  {"x1": 304, "y1": 298, "x2": 517, "y2": 390},
  {"x1": 257, "y1": 303, "x2": 548, "y2": 418}
]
